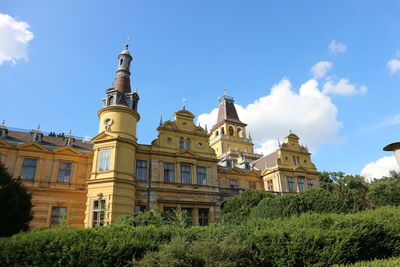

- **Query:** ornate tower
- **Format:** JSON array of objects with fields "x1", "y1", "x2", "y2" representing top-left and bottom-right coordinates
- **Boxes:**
[
  {"x1": 84, "y1": 44, "x2": 140, "y2": 227},
  {"x1": 209, "y1": 94, "x2": 262, "y2": 168}
]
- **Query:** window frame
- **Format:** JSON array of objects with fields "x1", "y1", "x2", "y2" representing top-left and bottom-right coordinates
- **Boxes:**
[
  {"x1": 196, "y1": 166, "x2": 207, "y2": 185},
  {"x1": 50, "y1": 206, "x2": 67, "y2": 226},
  {"x1": 307, "y1": 179, "x2": 314, "y2": 188},
  {"x1": 229, "y1": 179, "x2": 238, "y2": 189},
  {"x1": 57, "y1": 161, "x2": 72, "y2": 183},
  {"x1": 136, "y1": 159, "x2": 148, "y2": 181},
  {"x1": 179, "y1": 137, "x2": 184, "y2": 149},
  {"x1": 20, "y1": 158, "x2": 37, "y2": 180},
  {"x1": 92, "y1": 199, "x2": 106, "y2": 227},
  {"x1": 288, "y1": 177, "x2": 296, "y2": 192},
  {"x1": 181, "y1": 164, "x2": 192, "y2": 184},
  {"x1": 198, "y1": 208, "x2": 209, "y2": 226},
  {"x1": 98, "y1": 148, "x2": 111, "y2": 172},
  {"x1": 164, "y1": 162, "x2": 175, "y2": 183},
  {"x1": 298, "y1": 177, "x2": 305, "y2": 192}
]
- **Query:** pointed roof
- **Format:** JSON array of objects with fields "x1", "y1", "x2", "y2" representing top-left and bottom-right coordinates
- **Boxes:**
[{"x1": 210, "y1": 95, "x2": 247, "y2": 131}]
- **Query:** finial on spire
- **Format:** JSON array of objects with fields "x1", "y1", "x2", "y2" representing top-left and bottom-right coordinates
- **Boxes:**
[
  {"x1": 289, "y1": 129, "x2": 292, "y2": 134},
  {"x1": 248, "y1": 132, "x2": 252, "y2": 139},
  {"x1": 135, "y1": 88, "x2": 138, "y2": 93},
  {"x1": 159, "y1": 115, "x2": 163, "y2": 126},
  {"x1": 69, "y1": 129, "x2": 72, "y2": 135},
  {"x1": 37, "y1": 124, "x2": 41, "y2": 130},
  {"x1": 1, "y1": 120, "x2": 4, "y2": 126},
  {"x1": 278, "y1": 139, "x2": 281, "y2": 147},
  {"x1": 205, "y1": 124, "x2": 208, "y2": 133},
  {"x1": 224, "y1": 87, "x2": 227, "y2": 96},
  {"x1": 125, "y1": 43, "x2": 129, "y2": 50}
]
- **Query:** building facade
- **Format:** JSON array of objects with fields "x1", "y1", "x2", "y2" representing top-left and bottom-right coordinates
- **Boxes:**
[{"x1": 0, "y1": 46, "x2": 320, "y2": 229}]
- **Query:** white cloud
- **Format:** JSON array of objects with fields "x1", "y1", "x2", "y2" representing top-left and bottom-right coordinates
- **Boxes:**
[
  {"x1": 311, "y1": 61, "x2": 332, "y2": 79},
  {"x1": 387, "y1": 59, "x2": 400, "y2": 74},
  {"x1": 197, "y1": 78, "x2": 342, "y2": 155},
  {"x1": 361, "y1": 156, "x2": 400, "y2": 182},
  {"x1": 0, "y1": 13, "x2": 34, "y2": 65},
  {"x1": 328, "y1": 40, "x2": 347, "y2": 54},
  {"x1": 322, "y1": 78, "x2": 367, "y2": 96}
]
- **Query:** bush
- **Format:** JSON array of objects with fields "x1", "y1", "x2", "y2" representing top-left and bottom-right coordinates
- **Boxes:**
[
  {"x1": 115, "y1": 210, "x2": 165, "y2": 227},
  {"x1": 299, "y1": 188, "x2": 347, "y2": 214},
  {"x1": 368, "y1": 179, "x2": 400, "y2": 208},
  {"x1": 250, "y1": 194, "x2": 305, "y2": 219},
  {"x1": 221, "y1": 190, "x2": 274, "y2": 224},
  {"x1": 0, "y1": 162, "x2": 32, "y2": 237},
  {"x1": 138, "y1": 235, "x2": 255, "y2": 267}
]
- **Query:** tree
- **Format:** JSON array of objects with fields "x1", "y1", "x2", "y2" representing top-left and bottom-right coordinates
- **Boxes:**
[
  {"x1": 367, "y1": 178, "x2": 400, "y2": 207},
  {"x1": 0, "y1": 162, "x2": 33, "y2": 237}
]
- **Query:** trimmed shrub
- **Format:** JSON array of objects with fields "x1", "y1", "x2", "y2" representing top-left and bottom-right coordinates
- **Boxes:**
[
  {"x1": 367, "y1": 178, "x2": 400, "y2": 208},
  {"x1": 250, "y1": 194, "x2": 305, "y2": 219},
  {"x1": 299, "y1": 188, "x2": 347, "y2": 214},
  {"x1": 221, "y1": 189, "x2": 274, "y2": 224}
]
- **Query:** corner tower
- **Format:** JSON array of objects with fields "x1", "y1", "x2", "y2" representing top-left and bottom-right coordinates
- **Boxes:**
[
  {"x1": 209, "y1": 93, "x2": 262, "y2": 168},
  {"x1": 85, "y1": 44, "x2": 140, "y2": 227}
]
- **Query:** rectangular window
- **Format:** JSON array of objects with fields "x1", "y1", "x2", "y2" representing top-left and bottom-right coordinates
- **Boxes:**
[
  {"x1": 181, "y1": 208, "x2": 193, "y2": 226},
  {"x1": 307, "y1": 179, "x2": 314, "y2": 188},
  {"x1": 230, "y1": 179, "x2": 238, "y2": 189},
  {"x1": 136, "y1": 160, "x2": 147, "y2": 181},
  {"x1": 292, "y1": 156, "x2": 297, "y2": 165},
  {"x1": 98, "y1": 149, "x2": 111, "y2": 172},
  {"x1": 50, "y1": 207, "x2": 67, "y2": 225},
  {"x1": 92, "y1": 199, "x2": 106, "y2": 227},
  {"x1": 267, "y1": 180, "x2": 274, "y2": 191},
  {"x1": 57, "y1": 162, "x2": 72, "y2": 182},
  {"x1": 20, "y1": 158, "x2": 37, "y2": 180},
  {"x1": 134, "y1": 205, "x2": 147, "y2": 215},
  {"x1": 249, "y1": 181, "x2": 256, "y2": 189},
  {"x1": 181, "y1": 164, "x2": 192, "y2": 184},
  {"x1": 164, "y1": 163, "x2": 175, "y2": 183},
  {"x1": 198, "y1": 208, "x2": 209, "y2": 226},
  {"x1": 196, "y1": 166, "x2": 207, "y2": 185},
  {"x1": 298, "y1": 177, "x2": 305, "y2": 192},
  {"x1": 288, "y1": 177, "x2": 295, "y2": 192}
]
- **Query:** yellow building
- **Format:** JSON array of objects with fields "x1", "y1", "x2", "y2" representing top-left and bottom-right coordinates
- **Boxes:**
[{"x1": 0, "y1": 46, "x2": 320, "y2": 229}]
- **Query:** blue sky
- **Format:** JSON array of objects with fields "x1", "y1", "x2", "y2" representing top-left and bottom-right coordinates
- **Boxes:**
[{"x1": 1, "y1": 0, "x2": 400, "y2": 179}]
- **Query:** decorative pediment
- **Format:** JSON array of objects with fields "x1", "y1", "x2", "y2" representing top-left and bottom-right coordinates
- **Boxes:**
[
  {"x1": 16, "y1": 142, "x2": 48, "y2": 152},
  {"x1": 161, "y1": 121, "x2": 177, "y2": 129},
  {"x1": 91, "y1": 131, "x2": 118, "y2": 142},
  {"x1": 261, "y1": 167, "x2": 273, "y2": 175},
  {"x1": 0, "y1": 139, "x2": 12, "y2": 148},
  {"x1": 176, "y1": 149, "x2": 200, "y2": 158},
  {"x1": 53, "y1": 146, "x2": 82, "y2": 155},
  {"x1": 245, "y1": 169, "x2": 261, "y2": 176}
]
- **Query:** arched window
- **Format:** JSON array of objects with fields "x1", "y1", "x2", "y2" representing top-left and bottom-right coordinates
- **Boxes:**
[
  {"x1": 186, "y1": 138, "x2": 191, "y2": 149},
  {"x1": 108, "y1": 95, "x2": 114, "y2": 106},
  {"x1": 237, "y1": 128, "x2": 242, "y2": 138},
  {"x1": 120, "y1": 58, "x2": 123, "y2": 65},
  {"x1": 215, "y1": 131, "x2": 219, "y2": 136},
  {"x1": 229, "y1": 126, "x2": 234, "y2": 136},
  {"x1": 221, "y1": 127, "x2": 225, "y2": 135},
  {"x1": 179, "y1": 137, "x2": 184, "y2": 149}
]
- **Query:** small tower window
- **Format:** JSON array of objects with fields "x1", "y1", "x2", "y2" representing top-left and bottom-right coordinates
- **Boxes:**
[
  {"x1": 108, "y1": 96, "x2": 114, "y2": 106},
  {"x1": 221, "y1": 127, "x2": 225, "y2": 135},
  {"x1": 237, "y1": 128, "x2": 242, "y2": 138},
  {"x1": 186, "y1": 138, "x2": 191, "y2": 149},
  {"x1": 120, "y1": 58, "x2": 123, "y2": 65},
  {"x1": 229, "y1": 126, "x2": 234, "y2": 136},
  {"x1": 179, "y1": 137, "x2": 184, "y2": 149},
  {"x1": 215, "y1": 131, "x2": 219, "y2": 136}
]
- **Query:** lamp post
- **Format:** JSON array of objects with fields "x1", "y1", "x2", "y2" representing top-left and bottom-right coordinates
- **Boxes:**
[{"x1": 383, "y1": 142, "x2": 400, "y2": 167}]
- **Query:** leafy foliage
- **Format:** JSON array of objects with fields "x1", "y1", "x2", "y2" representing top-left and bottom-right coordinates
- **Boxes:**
[
  {"x1": 221, "y1": 189, "x2": 274, "y2": 224},
  {"x1": 0, "y1": 162, "x2": 32, "y2": 237},
  {"x1": 368, "y1": 178, "x2": 400, "y2": 207}
]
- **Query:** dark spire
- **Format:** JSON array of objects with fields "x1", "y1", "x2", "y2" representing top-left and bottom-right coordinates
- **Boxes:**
[{"x1": 210, "y1": 94, "x2": 247, "y2": 132}]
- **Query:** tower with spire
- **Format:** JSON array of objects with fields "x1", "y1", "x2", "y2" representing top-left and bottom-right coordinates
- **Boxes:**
[
  {"x1": 85, "y1": 44, "x2": 141, "y2": 227},
  {"x1": 209, "y1": 93, "x2": 262, "y2": 169}
]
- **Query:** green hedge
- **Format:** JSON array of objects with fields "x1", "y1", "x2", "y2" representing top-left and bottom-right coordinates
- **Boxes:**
[{"x1": 2, "y1": 207, "x2": 400, "y2": 266}]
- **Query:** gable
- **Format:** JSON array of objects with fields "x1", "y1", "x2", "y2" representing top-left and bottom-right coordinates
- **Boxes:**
[
  {"x1": 176, "y1": 150, "x2": 200, "y2": 158},
  {"x1": 53, "y1": 146, "x2": 82, "y2": 155},
  {"x1": 91, "y1": 132, "x2": 117, "y2": 142},
  {"x1": 0, "y1": 139, "x2": 12, "y2": 148},
  {"x1": 16, "y1": 142, "x2": 48, "y2": 152}
]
